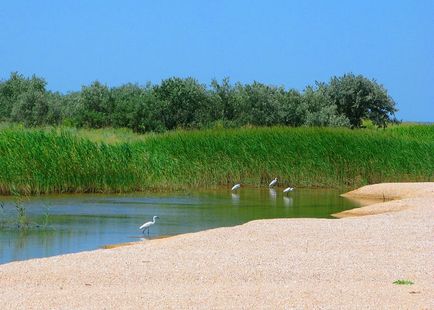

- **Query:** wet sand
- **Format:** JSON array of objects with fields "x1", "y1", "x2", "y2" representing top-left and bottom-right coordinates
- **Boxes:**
[{"x1": 0, "y1": 183, "x2": 433, "y2": 309}]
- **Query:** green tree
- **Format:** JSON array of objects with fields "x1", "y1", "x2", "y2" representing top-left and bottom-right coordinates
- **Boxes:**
[
  {"x1": 0, "y1": 73, "x2": 47, "y2": 123},
  {"x1": 154, "y1": 77, "x2": 213, "y2": 129},
  {"x1": 45, "y1": 92, "x2": 63, "y2": 125},
  {"x1": 111, "y1": 83, "x2": 147, "y2": 129},
  {"x1": 8, "y1": 74, "x2": 50, "y2": 126},
  {"x1": 239, "y1": 82, "x2": 287, "y2": 126},
  {"x1": 210, "y1": 78, "x2": 235, "y2": 122},
  {"x1": 111, "y1": 83, "x2": 166, "y2": 132},
  {"x1": 60, "y1": 92, "x2": 81, "y2": 126},
  {"x1": 280, "y1": 89, "x2": 305, "y2": 126},
  {"x1": 77, "y1": 81, "x2": 113, "y2": 128},
  {"x1": 326, "y1": 73, "x2": 397, "y2": 128},
  {"x1": 130, "y1": 92, "x2": 167, "y2": 132},
  {"x1": 302, "y1": 84, "x2": 350, "y2": 127}
]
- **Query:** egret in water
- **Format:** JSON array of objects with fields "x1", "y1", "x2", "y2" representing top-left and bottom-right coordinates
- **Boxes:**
[
  {"x1": 231, "y1": 183, "x2": 241, "y2": 191},
  {"x1": 269, "y1": 177, "x2": 278, "y2": 187},
  {"x1": 139, "y1": 216, "x2": 159, "y2": 235},
  {"x1": 283, "y1": 186, "x2": 294, "y2": 196}
]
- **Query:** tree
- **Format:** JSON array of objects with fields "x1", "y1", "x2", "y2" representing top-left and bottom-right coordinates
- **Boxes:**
[
  {"x1": 325, "y1": 73, "x2": 397, "y2": 128},
  {"x1": 240, "y1": 82, "x2": 287, "y2": 126},
  {"x1": 77, "y1": 81, "x2": 113, "y2": 128},
  {"x1": 7, "y1": 74, "x2": 50, "y2": 126},
  {"x1": 154, "y1": 77, "x2": 213, "y2": 129},
  {"x1": 302, "y1": 84, "x2": 350, "y2": 127},
  {"x1": 60, "y1": 92, "x2": 81, "y2": 126},
  {"x1": 111, "y1": 83, "x2": 148, "y2": 129},
  {"x1": 111, "y1": 83, "x2": 166, "y2": 132},
  {"x1": 0, "y1": 71, "x2": 399, "y2": 130},
  {"x1": 0, "y1": 72, "x2": 47, "y2": 123},
  {"x1": 280, "y1": 89, "x2": 305, "y2": 126},
  {"x1": 45, "y1": 92, "x2": 63, "y2": 125}
]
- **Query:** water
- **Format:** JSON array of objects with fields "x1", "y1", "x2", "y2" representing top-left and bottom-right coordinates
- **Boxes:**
[{"x1": 0, "y1": 188, "x2": 360, "y2": 264}]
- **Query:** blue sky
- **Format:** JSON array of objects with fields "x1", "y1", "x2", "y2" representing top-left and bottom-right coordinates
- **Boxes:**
[{"x1": 0, "y1": 1, "x2": 433, "y2": 121}]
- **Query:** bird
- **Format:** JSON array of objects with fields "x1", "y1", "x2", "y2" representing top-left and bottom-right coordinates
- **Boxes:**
[
  {"x1": 231, "y1": 183, "x2": 241, "y2": 191},
  {"x1": 283, "y1": 186, "x2": 294, "y2": 196},
  {"x1": 269, "y1": 177, "x2": 278, "y2": 187},
  {"x1": 139, "y1": 216, "x2": 159, "y2": 235}
]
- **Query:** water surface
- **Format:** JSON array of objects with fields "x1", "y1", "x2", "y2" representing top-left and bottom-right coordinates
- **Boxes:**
[{"x1": 0, "y1": 188, "x2": 360, "y2": 264}]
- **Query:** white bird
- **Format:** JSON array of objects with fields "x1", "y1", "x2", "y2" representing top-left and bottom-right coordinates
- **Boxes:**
[
  {"x1": 269, "y1": 177, "x2": 278, "y2": 187},
  {"x1": 231, "y1": 183, "x2": 241, "y2": 191},
  {"x1": 283, "y1": 186, "x2": 294, "y2": 196},
  {"x1": 139, "y1": 216, "x2": 159, "y2": 235}
]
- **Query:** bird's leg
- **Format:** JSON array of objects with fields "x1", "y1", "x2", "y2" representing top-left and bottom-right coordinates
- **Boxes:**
[{"x1": 147, "y1": 228, "x2": 150, "y2": 236}]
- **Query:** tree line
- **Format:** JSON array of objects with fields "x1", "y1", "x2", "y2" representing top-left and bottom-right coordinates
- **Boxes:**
[{"x1": 0, "y1": 72, "x2": 397, "y2": 132}]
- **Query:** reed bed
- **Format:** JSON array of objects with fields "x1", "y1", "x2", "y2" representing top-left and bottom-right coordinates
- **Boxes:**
[{"x1": 0, "y1": 125, "x2": 432, "y2": 195}]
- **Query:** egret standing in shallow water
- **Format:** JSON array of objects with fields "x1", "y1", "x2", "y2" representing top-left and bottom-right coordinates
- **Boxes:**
[
  {"x1": 231, "y1": 183, "x2": 241, "y2": 191},
  {"x1": 283, "y1": 186, "x2": 294, "y2": 196},
  {"x1": 139, "y1": 216, "x2": 159, "y2": 235},
  {"x1": 269, "y1": 177, "x2": 278, "y2": 187}
]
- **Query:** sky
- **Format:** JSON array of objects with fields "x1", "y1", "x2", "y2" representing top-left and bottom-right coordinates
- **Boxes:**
[{"x1": 0, "y1": 0, "x2": 433, "y2": 121}]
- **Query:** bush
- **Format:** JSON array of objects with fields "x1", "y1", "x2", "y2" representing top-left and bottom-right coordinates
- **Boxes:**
[
  {"x1": 0, "y1": 72, "x2": 398, "y2": 131},
  {"x1": 325, "y1": 73, "x2": 397, "y2": 128},
  {"x1": 76, "y1": 81, "x2": 113, "y2": 128},
  {"x1": 154, "y1": 77, "x2": 213, "y2": 129}
]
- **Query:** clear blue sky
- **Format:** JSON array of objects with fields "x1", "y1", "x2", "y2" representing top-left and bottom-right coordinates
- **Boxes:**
[{"x1": 0, "y1": 0, "x2": 433, "y2": 121}]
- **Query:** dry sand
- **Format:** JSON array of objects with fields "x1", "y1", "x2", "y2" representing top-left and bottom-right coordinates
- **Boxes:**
[{"x1": 0, "y1": 183, "x2": 433, "y2": 309}]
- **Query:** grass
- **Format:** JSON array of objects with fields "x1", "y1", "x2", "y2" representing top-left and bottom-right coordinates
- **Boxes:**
[
  {"x1": 393, "y1": 279, "x2": 414, "y2": 285},
  {"x1": 0, "y1": 193, "x2": 53, "y2": 230},
  {"x1": 0, "y1": 124, "x2": 432, "y2": 195},
  {"x1": 0, "y1": 195, "x2": 30, "y2": 230}
]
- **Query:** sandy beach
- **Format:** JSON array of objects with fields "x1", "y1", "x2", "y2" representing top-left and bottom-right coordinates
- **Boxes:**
[{"x1": 0, "y1": 183, "x2": 433, "y2": 309}]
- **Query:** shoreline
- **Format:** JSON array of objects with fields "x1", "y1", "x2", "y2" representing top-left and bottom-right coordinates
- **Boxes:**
[
  {"x1": 0, "y1": 182, "x2": 433, "y2": 309},
  {"x1": 334, "y1": 182, "x2": 434, "y2": 218}
]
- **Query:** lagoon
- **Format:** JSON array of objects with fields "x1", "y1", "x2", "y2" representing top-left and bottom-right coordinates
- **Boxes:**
[{"x1": 0, "y1": 188, "x2": 359, "y2": 264}]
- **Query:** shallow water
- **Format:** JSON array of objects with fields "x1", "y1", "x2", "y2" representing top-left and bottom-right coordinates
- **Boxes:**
[{"x1": 0, "y1": 188, "x2": 360, "y2": 264}]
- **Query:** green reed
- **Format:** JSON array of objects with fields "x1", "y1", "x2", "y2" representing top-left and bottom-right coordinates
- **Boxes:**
[{"x1": 0, "y1": 125, "x2": 432, "y2": 195}]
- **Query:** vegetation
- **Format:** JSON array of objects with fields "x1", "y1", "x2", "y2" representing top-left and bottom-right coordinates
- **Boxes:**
[
  {"x1": 393, "y1": 279, "x2": 414, "y2": 285},
  {"x1": 0, "y1": 193, "x2": 31, "y2": 229},
  {"x1": 0, "y1": 125, "x2": 432, "y2": 195},
  {"x1": 0, "y1": 72, "x2": 398, "y2": 132},
  {"x1": 0, "y1": 198, "x2": 51, "y2": 230}
]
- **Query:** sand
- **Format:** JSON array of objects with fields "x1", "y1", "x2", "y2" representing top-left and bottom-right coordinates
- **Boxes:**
[{"x1": 0, "y1": 183, "x2": 433, "y2": 309}]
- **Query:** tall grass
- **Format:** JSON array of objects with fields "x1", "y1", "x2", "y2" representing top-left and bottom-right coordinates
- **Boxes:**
[{"x1": 0, "y1": 125, "x2": 432, "y2": 194}]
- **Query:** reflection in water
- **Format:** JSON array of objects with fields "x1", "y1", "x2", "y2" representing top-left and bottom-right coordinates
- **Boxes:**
[
  {"x1": 0, "y1": 188, "x2": 360, "y2": 264},
  {"x1": 269, "y1": 188, "x2": 277, "y2": 200},
  {"x1": 283, "y1": 196, "x2": 293, "y2": 207},
  {"x1": 231, "y1": 193, "x2": 240, "y2": 205}
]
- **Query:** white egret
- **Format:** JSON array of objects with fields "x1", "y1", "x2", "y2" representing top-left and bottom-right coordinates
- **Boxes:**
[
  {"x1": 139, "y1": 216, "x2": 159, "y2": 235},
  {"x1": 231, "y1": 183, "x2": 241, "y2": 191},
  {"x1": 269, "y1": 177, "x2": 278, "y2": 187},
  {"x1": 283, "y1": 186, "x2": 294, "y2": 196}
]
